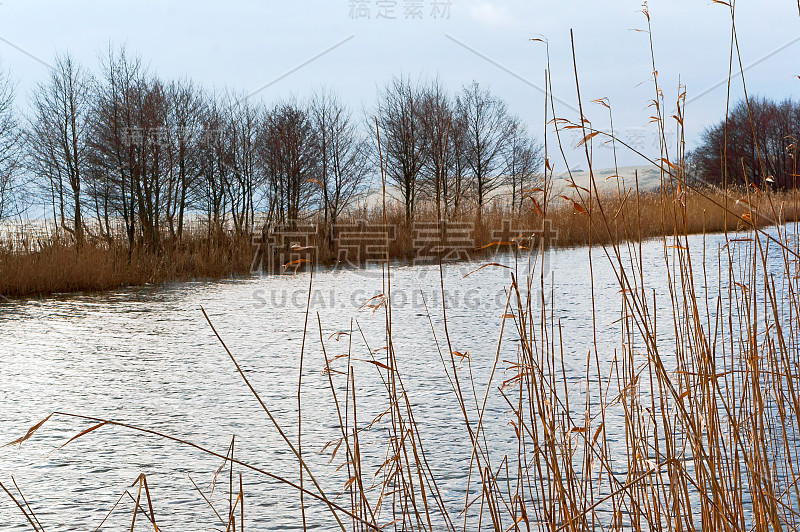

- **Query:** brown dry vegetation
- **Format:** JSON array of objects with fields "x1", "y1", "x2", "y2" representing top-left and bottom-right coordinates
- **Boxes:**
[
  {"x1": 0, "y1": 231, "x2": 254, "y2": 297},
  {"x1": 2, "y1": 185, "x2": 798, "y2": 298}
]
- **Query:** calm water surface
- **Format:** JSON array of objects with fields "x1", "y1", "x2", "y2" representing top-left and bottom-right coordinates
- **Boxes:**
[{"x1": 0, "y1": 228, "x2": 790, "y2": 530}]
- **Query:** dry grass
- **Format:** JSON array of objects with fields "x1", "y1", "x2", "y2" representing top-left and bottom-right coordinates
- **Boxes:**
[
  {"x1": 2, "y1": 186, "x2": 797, "y2": 298},
  {"x1": 0, "y1": 231, "x2": 255, "y2": 297}
]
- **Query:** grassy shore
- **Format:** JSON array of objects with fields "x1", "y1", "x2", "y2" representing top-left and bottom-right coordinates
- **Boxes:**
[{"x1": 1, "y1": 185, "x2": 797, "y2": 298}]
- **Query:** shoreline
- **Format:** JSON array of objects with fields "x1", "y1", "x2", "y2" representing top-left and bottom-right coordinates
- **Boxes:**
[{"x1": 1, "y1": 187, "x2": 797, "y2": 299}]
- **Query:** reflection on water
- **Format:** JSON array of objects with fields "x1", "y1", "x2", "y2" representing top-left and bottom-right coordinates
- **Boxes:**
[{"x1": 0, "y1": 228, "x2": 789, "y2": 530}]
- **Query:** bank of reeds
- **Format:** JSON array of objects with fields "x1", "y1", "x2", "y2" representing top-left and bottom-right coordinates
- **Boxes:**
[
  {"x1": 2, "y1": 185, "x2": 798, "y2": 298},
  {"x1": 0, "y1": 230, "x2": 255, "y2": 297}
]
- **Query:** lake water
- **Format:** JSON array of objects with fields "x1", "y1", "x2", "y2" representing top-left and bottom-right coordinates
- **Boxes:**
[{"x1": 0, "y1": 226, "x2": 796, "y2": 530}]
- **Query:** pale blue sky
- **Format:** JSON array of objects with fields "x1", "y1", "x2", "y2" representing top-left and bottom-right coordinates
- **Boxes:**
[{"x1": 0, "y1": 0, "x2": 797, "y2": 168}]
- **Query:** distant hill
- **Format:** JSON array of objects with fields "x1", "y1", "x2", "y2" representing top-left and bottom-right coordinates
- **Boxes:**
[
  {"x1": 547, "y1": 165, "x2": 664, "y2": 196},
  {"x1": 361, "y1": 165, "x2": 663, "y2": 209}
]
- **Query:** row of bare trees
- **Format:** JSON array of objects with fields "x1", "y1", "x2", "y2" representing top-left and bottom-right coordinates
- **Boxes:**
[
  {"x1": 690, "y1": 97, "x2": 800, "y2": 189},
  {"x1": 0, "y1": 48, "x2": 544, "y2": 251},
  {"x1": 377, "y1": 77, "x2": 542, "y2": 224}
]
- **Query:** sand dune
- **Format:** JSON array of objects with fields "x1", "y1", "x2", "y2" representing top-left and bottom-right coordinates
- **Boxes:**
[{"x1": 362, "y1": 165, "x2": 664, "y2": 208}]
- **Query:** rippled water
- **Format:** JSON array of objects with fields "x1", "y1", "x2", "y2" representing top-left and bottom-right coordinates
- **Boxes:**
[{"x1": 0, "y1": 228, "x2": 792, "y2": 530}]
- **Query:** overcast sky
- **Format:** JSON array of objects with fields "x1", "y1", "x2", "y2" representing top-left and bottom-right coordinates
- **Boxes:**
[{"x1": 0, "y1": 0, "x2": 797, "y2": 169}]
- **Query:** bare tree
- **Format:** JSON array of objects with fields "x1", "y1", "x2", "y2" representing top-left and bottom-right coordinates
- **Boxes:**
[
  {"x1": 223, "y1": 94, "x2": 264, "y2": 235},
  {"x1": 0, "y1": 66, "x2": 20, "y2": 222},
  {"x1": 691, "y1": 97, "x2": 800, "y2": 189},
  {"x1": 457, "y1": 82, "x2": 514, "y2": 222},
  {"x1": 310, "y1": 88, "x2": 370, "y2": 228},
  {"x1": 197, "y1": 92, "x2": 228, "y2": 230},
  {"x1": 28, "y1": 53, "x2": 95, "y2": 246},
  {"x1": 448, "y1": 112, "x2": 470, "y2": 214},
  {"x1": 91, "y1": 45, "x2": 147, "y2": 247},
  {"x1": 90, "y1": 46, "x2": 186, "y2": 251},
  {"x1": 259, "y1": 99, "x2": 318, "y2": 224},
  {"x1": 419, "y1": 79, "x2": 454, "y2": 220},
  {"x1": 165, "y1": 78, "x2": 204, "y2": 241},
  {"x1": 506, "y1": 119, "x2": 544, "y2": 213},
  {"x1": 131, "y1": 77, "x2": 170, "y2": 250},
  {"x1": 376, "y1": 76, "x2": 427, "y2": 224}
]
